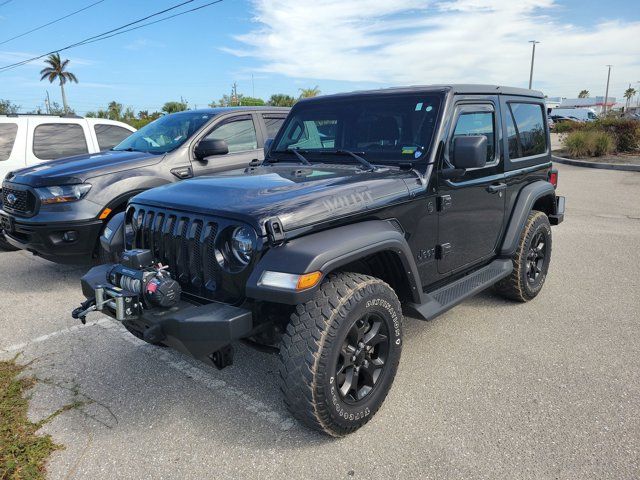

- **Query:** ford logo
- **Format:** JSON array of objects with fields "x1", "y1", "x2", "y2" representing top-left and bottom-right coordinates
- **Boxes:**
[{"x1": 6, "y1": 193, "x2": 17, "y2": 206}]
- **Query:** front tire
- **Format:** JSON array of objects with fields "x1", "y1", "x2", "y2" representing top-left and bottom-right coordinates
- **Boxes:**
[
  {"x1": 0, "y1": 232, "x2": 19, "y2": 252},
  {"x1": 279, "y1": 272, "x2": 403, "y2": 437},
  {"x1": 495, "y1": 210, "x2": 552, "y2": 302}
]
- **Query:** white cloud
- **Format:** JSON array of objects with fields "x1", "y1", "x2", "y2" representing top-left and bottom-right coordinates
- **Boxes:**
[{"x1": 228, "y1": 0, "x2": 640, "y2": 97}]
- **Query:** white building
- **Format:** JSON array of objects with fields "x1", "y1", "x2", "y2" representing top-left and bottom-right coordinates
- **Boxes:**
[{"x1": 558, "y1": 96, "x2": 617, "y2": 115}]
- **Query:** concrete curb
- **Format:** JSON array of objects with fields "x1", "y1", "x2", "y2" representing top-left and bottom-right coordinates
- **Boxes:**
[{"x1": 552, "y1": 155, "x2": 640, "y2": 172}]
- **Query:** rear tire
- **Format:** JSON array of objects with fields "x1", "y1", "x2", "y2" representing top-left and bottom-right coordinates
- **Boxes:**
[
  {"x1": 279, "y1": 272, "x2": 403, "y2": 437},
  {"x1": 495, "y1": 210, "x2": 552, "y2": 302}
]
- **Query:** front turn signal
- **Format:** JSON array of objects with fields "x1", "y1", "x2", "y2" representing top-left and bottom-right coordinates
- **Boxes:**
[{"x1": 296, "y1": 271, "x2": 323, "y2": 291}]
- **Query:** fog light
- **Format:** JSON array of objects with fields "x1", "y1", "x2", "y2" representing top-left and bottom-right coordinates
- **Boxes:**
[{"x1": 62, "y1": 230, "x2": 78, "y2": 242}]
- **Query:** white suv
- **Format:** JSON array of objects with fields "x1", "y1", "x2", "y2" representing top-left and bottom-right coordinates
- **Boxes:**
[{"x1": 0, "y1": 115, "x2": 136, "y2": 181}]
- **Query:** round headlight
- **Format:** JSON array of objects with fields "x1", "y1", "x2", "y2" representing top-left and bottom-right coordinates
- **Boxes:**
[{"x1": 230, "y1": 226, "x2": 256, "y2": 266}]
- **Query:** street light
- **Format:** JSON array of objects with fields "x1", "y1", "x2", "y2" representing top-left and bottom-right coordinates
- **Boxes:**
[
  {"x1": 603, "y1": 65, "x2": 612, "y2": 116},
  {"x1": 528, "y1": 40, "x2": 540, "y2": 89}
]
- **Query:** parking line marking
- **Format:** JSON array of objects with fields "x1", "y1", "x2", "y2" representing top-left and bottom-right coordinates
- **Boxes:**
[
  {"x1": 96, "y1": 319, "x2": 297, "y2": 432},
  {"x1": 0, "y1": 318, "x2": 111, "y2": 354}
]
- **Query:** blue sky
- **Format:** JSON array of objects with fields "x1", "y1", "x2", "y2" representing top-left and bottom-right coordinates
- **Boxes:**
[{"x1": 1, "y1": 0, "x2": 639, "y2": 115}]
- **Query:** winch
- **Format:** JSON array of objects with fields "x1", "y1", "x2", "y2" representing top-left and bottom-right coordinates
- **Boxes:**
[{"x1": 72, "y1": 249, "x2": 181, "y2": 322}]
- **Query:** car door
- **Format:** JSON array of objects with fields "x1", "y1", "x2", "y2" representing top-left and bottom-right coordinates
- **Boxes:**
[
  {"x1": 436, "y1": 97, "x2": 506, "y2": 274},
  {"x1": 190, "y1": 114, "x2": 261, "y2": 176}
]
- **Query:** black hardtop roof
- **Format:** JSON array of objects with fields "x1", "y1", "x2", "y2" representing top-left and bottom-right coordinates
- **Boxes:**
[{"x1": 299, "y1": 84, "x2": 544, "y2": 103}]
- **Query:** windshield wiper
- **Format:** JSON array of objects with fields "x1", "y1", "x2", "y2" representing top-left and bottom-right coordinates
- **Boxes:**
[
  {"x1": 331, "y1": 150, "x2": 377, "y2": 172},
  {"x1": 269, "y1": 148, "x2": 311, "y2": 165}
]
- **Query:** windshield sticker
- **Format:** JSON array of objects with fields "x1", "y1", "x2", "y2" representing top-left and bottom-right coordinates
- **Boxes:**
[
  {"x1": 402, "y1": 146, "x2": 417, "y2": 155},
  {"x1": 426, "y1": 105, "x2": 433, "y2": 112},
  {"x1": 414, "y1": 150, "x2": 423, "y2": 159},
  {"x1": 415, "y1": 102, "x2": 423, "y2": 111}
]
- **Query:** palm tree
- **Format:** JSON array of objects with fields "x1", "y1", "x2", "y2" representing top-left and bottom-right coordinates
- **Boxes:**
[
  {"x1": 40, "y1": 53, "x2": 78, "y2": 113},
  {"x1": 299, "y1": 86, "x2": 321, "y2": 99},
  {"x1": 623, "y1": 87, "x2": 637, "y2": 109},
  {"x1": 578, "y1": 90, "x2": 589, "y2": 98}
]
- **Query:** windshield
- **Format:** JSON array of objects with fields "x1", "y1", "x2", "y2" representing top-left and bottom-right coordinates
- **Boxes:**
[
  {"x1": 273, "y1": 93, "x2": 442, "y2": 163},
  {"x1": 113, "y1": 111, "x2": 215, "y2": 154}
]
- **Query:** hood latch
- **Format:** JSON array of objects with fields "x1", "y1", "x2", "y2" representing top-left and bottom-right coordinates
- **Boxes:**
[{"x1": 265, "y1": 218, "x2": 286, "y2": 245}]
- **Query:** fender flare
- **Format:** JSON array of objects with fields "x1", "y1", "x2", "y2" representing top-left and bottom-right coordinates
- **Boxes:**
[
  {"x1": 500, "y1": 180, "x2": 556, "y2": 257},
  {"x1": 245, "y1": 220, "x2": 424, "y2": 305}
]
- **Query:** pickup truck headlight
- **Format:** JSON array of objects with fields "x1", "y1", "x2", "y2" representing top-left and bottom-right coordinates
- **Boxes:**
[{"x1": 36, "y1": 184, "x2": 92, "y2": 205}]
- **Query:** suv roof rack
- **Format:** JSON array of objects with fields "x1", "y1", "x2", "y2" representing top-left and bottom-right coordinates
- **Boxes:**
[{"x1": 1, "y1": 113, "x2": 83, "y2": 119}]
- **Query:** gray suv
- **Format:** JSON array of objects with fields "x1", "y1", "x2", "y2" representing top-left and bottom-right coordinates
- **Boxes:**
[{"x1": 0, "y1": 107, "x2": 289, "y2": 263}]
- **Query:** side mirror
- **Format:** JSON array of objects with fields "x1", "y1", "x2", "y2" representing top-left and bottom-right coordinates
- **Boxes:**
[
  {"x1": 194, "y1": 138, "x2": 229, "y2": 160},
  {"x1": 264, "y1": 138, "x2": 274, "y2": 158},
  {"x1": 452, "y1": 135, "x2": 487, "y2": 170}
]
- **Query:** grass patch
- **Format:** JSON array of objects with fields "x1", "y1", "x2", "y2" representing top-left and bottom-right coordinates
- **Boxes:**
[{"x1": 0, "y1": 357, "x2": 61, "y2": 480}]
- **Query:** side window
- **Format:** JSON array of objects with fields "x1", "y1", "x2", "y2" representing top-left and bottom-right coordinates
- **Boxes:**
[
  {"x1": 204, "y1": 117, "x2": 258, "y2": 153},
  {"x1": 450, "y1": 110, "x2": 495, "y2": 164},
  {"x1": 33, "y1": 123, "x2": 88, "y2": 160},
  {"x1": 507, "y1": 103, "x2": 547, "y2": 159},
  {"x1": 0, "y1": 123, "x2": 18, "y2": 161},
  {"x1": 262, "y1": 115, "x2": 286, "y2": 139},
  {"x1": 94, "y1": 124, "x2": 132, "y2": 150}
]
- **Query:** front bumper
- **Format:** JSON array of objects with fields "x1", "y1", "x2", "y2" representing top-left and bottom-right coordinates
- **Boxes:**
[
  {"x1": 0, "y1": 209, "x2": 103, "y2": 264},
  {"x1": 78, "y1": 264, "x2": 253, "y2": 362}
]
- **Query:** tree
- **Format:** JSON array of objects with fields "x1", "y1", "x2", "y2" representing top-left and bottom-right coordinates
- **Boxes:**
[
  {"x1": 39, "y1": 53, "x2": 78, "y2": 113},
  {"x1": 162, "y1": 101, "x2": 188, "y2": 114},
  {"x1": 0, "y1": 99, "x2": 20, "y2": 114},
  {"x1": 48, "y1": 101, "x2": 74, "y2": 116},
  {"x1": 238, "y1": 96, "x2": 265, "y2": 106},
  {"x1": 267, "y1": 94, "x2": 296, "y2": 107},
  {"x1": 299, "y1": 86, "x2": 321, "y2": 99},
  {"x1": 578, "y1": 90, "x2": 590, "y2": 98},
  {"x1": 107, "y1": 101, "x2": 123, "y2": 120},
  {"x1": 623, "y1": 87, "x2": 637, "y2": 109}
]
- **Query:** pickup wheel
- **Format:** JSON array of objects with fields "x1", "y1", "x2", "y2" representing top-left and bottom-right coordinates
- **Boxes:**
[
  {"x1": 279, "y1": 272, "x2": 403, "y2": 437},
  {"x1": 495, "y1": 210, "x2": 552, "y2": 302}
]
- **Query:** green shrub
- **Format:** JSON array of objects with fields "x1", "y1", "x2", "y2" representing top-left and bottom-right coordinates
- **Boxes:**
[
  {"x1": 553, "y1": 121, "x2": 584, "y2": 133},
  {"x1": 594, "y1": 118, "x2": 640, "y2": 152},
  {"x1": 563, "y1": 130, "x2": 616, "y2": 158},
  {"x1": 590, "y1": 131, "x2": 615, "y2": 157},
  {"x1": 564, "y1": 131, "x2": 590, "y2": 157}
]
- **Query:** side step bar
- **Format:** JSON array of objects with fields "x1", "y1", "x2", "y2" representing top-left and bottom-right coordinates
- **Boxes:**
[{"x1": 405, "y1": 259, "x2": 513, "y2": 321}]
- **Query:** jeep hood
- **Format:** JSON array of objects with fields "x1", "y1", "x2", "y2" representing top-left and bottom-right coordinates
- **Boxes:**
[
  {"x1": 131, "y1": 164, "x2": 420, "y2": 233},
  {"x1": 5, "y1": 150, "x2": 163, "y2": 187}
]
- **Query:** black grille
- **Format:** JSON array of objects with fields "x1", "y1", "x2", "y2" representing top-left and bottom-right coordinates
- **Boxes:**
[
  {"x1": 129, "y1": 205, "x2": 225, "y2": 301},
  {"x1": 2, "y1": 186, "x2": 35, "y2": 215}
]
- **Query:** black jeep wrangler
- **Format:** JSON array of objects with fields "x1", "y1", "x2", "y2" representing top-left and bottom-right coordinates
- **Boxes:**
[{"x1": 73, "y1": 85, "x2": 565, "y2": 436}]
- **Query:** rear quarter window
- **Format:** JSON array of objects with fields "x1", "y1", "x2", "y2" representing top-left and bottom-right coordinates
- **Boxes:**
[
  {"x1": 94, "y1": 124, "x2": 133, "y2": 150},
  {"x1": 33, "y1": 123, "x2": 88, "y2": 160},
  {"x1": 0, "y1": 123, "x2": 18, "y2": 161},
  {"x1": 506, "y1": 103, "x2": 547, "y2": 159}
]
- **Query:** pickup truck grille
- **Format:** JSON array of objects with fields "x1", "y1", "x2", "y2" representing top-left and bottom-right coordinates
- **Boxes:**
[
  {"x1": 2, "y1": 185, "x2": 36, "y2": 216},
  {"x1": 128, "y1": 205, "x2": 242, "y2": 303}
]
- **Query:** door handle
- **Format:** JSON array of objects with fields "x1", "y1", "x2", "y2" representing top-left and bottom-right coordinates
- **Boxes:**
[{"x1": 486, "y1": 182, "x2": 507, "y2": 194}]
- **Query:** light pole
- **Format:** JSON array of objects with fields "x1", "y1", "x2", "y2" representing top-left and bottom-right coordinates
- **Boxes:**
[
  {"x1": 603, "y1": 65, "x2": 612, "y2": 116},
  {"x1": 636, "y1": 81, "x2": 640, "y2": 108},
  {"x1": 528, "y1": 40, "x2": 540, "y2": 89}
]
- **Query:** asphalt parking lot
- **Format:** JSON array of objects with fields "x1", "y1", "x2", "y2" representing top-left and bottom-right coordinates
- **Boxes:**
[{"x1": 1, "y1": 163, "x2": 639, "y2": 479}]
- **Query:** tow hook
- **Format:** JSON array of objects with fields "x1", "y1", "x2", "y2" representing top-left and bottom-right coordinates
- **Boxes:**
[
  {"x1": 71, "y1": 298, "x2": 97, "y2": 324},
  {"x1": 210, "y1": 345, "x2": 235, "y2": 370}
]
